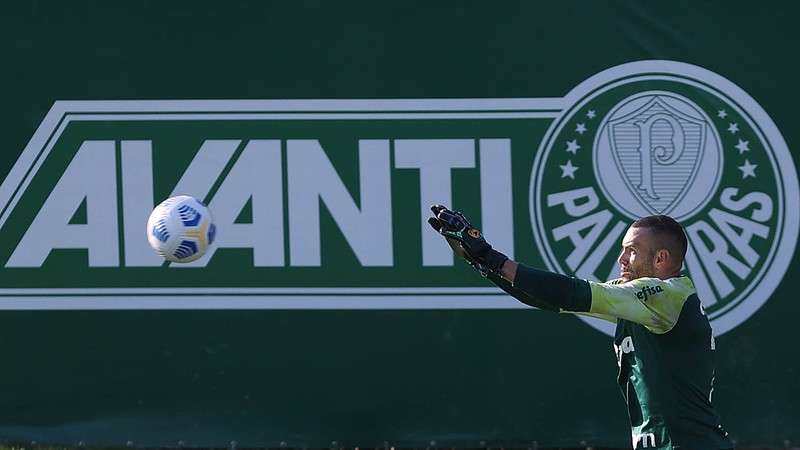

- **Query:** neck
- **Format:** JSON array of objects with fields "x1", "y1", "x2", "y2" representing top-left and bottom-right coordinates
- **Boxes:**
[{"x1": 655, "y1": 267, "x2": 681, "y2": 280}]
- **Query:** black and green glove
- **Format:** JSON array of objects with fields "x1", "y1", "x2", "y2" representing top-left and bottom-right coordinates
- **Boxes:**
[{"x1": 427, "y1": 204, "x2": 508, "y2": 276}]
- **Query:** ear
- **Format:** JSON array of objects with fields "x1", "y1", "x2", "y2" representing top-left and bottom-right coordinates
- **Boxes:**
[{"x1": 654, "y1": 248, "x2": 671, "y2": 267}]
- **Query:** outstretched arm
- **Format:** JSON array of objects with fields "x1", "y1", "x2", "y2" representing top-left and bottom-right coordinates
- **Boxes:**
[
  {"x1": 496, "y1": 261, "x2": 592, "y2": 313},
  {"x1": 427, "y1": 204, "x2": 590, "y2": 312},
  {"x1": 485, "y1": 268, "x2": 560, "y2": 312},
  {"x1": 428, "y1": 205, "x2": 686, "y2": 332},
  {"x1": 497, "y1": 259, "x2": 687, "y2": 332}
]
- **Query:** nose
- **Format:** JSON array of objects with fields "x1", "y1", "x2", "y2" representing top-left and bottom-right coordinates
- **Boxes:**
[{"x1": 617, "y1": 250, "x2": 627, "y2": 267}]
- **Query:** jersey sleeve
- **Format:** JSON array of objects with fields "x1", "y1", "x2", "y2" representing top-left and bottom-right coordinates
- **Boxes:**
[
  {"x1": 571, "y1": 311, "x2": 618, "y2": 324},
  {"x1": 486, "y1": 272, "x2": 560, "y2": 312},
  {"x1": 587, "y1": 277, "x2": 693, "y2": 334}
]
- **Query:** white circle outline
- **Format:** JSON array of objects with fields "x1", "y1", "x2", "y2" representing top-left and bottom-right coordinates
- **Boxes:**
[{"x1": 529, "y1": 60, "x2": 799, "y2": 336}]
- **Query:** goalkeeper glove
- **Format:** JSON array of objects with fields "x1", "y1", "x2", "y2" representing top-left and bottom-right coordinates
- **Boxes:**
[{"x1": 427, "y1": 204, "x2": 508, "y2": 276}]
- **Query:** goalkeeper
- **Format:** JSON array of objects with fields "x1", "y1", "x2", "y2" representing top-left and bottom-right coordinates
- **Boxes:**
[{"x1": 428, "y1": 205, "x2": 733, "y2": 450}]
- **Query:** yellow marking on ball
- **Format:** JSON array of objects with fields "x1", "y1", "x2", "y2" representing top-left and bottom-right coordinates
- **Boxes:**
[{"x1": 184, "y1": 221, "x2": 209, "y2": 245}]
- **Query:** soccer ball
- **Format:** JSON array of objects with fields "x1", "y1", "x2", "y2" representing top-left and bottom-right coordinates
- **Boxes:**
[{"x1": 146, "y1": 195, "x2": 216, "y2": 263}]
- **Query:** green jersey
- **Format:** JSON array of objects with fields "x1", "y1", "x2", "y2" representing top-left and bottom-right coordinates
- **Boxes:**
[
  {"x1": 491, "y1": 267, "x2": 733, "y2": 449},
  {"x1": 590, "y1": 276, "x2": 732, "y2": 449}
]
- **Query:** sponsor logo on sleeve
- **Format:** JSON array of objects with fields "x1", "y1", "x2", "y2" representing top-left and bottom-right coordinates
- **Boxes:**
[{"x1": 635, "y1": 285, "x2": 664, "y2": 301}]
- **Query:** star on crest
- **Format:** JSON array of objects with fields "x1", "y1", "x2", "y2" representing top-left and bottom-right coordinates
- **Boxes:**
[
  {"x1": 565, "y1": 139, "x2": 580, "y2": 154},
  {"x1": 728, "y1": 122, "x2": 739, "y2": 134},
  {"x1": 717, "y1": 110, "x2": 728, "y2": 119},
  {"x1": 586, "y1": 110, "x2": 596, "y2": 119},
  {"x1": 560, "y1": 160, "x2": 579, "y2": 179},
  {"x1": 576, "y1": 123, "x2": 587, "y2": 134},
  {"x1": 735, "y1": 139, "x2": 750, "y2": 154},
  {"x1": 738, "y1": 159, "x2": 757, "y2": 178}
]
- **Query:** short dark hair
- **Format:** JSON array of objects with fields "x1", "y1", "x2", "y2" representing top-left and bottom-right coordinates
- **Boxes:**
[{"x1": 631, "y1": 215, "x2": 688, "y2": 262}]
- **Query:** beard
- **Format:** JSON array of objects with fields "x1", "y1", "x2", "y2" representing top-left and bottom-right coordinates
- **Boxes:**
[{"x1": 621, "y1": 258, "x2": 656, "y2": 281}]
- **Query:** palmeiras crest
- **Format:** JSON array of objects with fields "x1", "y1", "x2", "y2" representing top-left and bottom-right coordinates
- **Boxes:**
[
  {"x1": 594, "y1": 91, "x2": 723, "y2": 221},
  {"x1": 609, "y1": 95, "x2": 704, "y2": 214},
  {"x1": 531, "y1": 62, "x2": 799, "y2": 337}
]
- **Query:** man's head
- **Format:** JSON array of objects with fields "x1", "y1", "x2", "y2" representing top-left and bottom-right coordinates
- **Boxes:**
[{"x1": 617, "y1": 215, "x2": 688, "y2": 281}]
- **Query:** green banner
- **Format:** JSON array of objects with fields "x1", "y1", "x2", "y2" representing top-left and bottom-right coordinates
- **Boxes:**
[{"x1": 1, "y1": 2, "x2": 798, "y2": 448}]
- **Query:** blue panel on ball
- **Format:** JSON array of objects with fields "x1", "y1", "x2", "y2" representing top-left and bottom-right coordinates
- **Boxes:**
[
  {"x1": 177, "y1": 204, "x2": 202, "y2": 227},
  {"x1": 152, "y1": 219, "x2": 170, "y2": 242},
  {"x1": 208, "y1": 223, "x2": 216, "y2": 245},
  {"x1": 173, "y1": 240, "x2": 198, "y2": 260}
]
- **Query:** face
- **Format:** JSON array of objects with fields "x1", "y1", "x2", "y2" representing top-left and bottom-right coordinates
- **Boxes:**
[{"x1": 617, "y1": 226, "x2": 656, "y2": 281}]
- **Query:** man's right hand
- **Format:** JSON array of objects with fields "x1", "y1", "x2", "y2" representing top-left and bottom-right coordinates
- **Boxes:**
[{"x1": 427, "y1": 204, "x2": 508, "y2": 276}]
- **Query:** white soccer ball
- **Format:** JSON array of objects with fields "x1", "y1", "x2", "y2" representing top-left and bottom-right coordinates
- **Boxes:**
[{"x1": 146, "y1": 195, "x2": 216, "y2": 263}]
